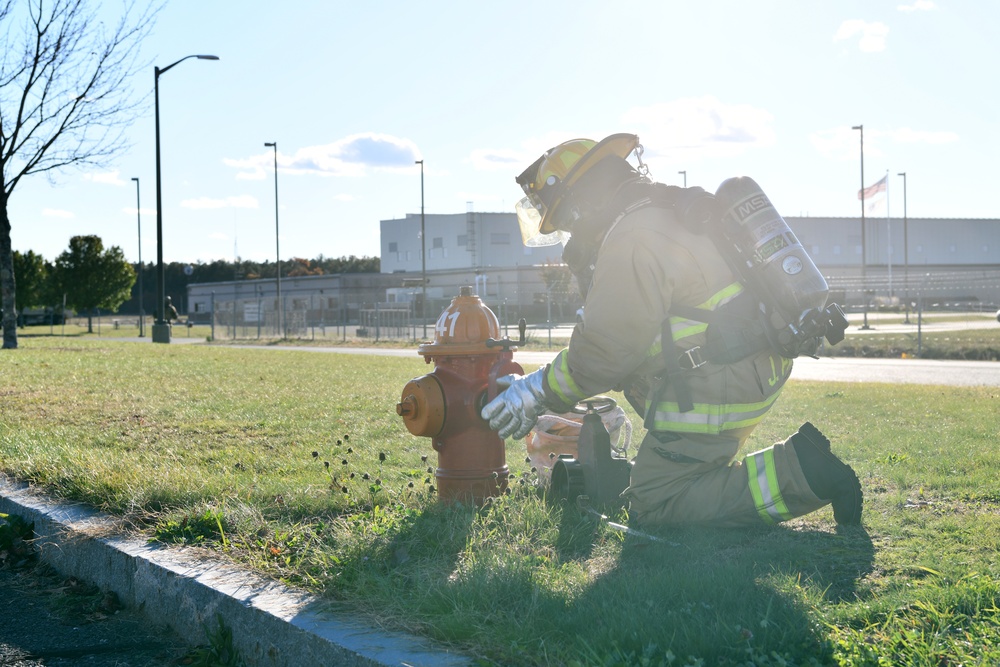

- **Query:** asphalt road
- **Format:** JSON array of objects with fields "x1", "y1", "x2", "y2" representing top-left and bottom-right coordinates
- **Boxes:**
[
  {"x1": 240, "y1": 343, "x2": 998, "y2": 388},
  {"x1": 0, "y1": 560, "x2": 190, "y2": 666}
]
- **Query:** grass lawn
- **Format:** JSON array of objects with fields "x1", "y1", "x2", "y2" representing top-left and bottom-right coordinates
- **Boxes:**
[{"x1": 2, "y1": 337, "x2": 1000, "y2": 666}]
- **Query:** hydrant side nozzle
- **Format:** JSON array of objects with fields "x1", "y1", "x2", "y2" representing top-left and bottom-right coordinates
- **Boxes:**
[{"x1": 398, "y1": 375, "x2": 446, "y2": 437}]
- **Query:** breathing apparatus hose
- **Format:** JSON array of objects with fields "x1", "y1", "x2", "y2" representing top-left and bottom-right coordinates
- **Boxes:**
[{"x1": 575, "y1": 497, "x2": 679, "y2": 546}]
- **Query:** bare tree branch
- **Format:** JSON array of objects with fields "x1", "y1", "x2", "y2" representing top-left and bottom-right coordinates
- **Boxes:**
[
  {"x1": 1, "y1": 0, "x2": 160, "y2": 194},
  {"x1": 0, "y1": 0, "x2": 162, "y2": 349}
]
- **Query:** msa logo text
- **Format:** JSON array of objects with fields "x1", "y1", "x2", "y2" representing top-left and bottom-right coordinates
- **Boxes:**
[{"x1": 736, "y1": 195, "x2": 770, "y2": 221}]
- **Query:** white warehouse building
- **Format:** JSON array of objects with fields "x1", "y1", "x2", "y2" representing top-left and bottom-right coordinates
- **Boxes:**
[
  {"x1": 187, "y1": 208, "x2": 1000, "y2": 338},
  {"x1": 379, "y1": 211, "x2": 564, "y2": 273},
  {"x1": 379, "y1": 210, "x2": 1000, "y2": 308}
]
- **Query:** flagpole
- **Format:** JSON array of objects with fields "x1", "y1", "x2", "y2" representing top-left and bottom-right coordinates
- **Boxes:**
[
  {"x1": 898, "y1": 172, "x2": 910, "y2": 324},
  {"x1": 852, "y1": 125, "x2": 871, "y2": 329}
]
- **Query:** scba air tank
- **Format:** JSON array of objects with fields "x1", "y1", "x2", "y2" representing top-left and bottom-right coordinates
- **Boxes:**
[{"x1": 713, "y1": 176, "x2": 830, "y2": 331}]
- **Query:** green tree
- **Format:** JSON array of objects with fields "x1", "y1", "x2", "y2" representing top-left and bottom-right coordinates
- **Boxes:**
[
  {"x1": 52, "y1": 235, "x2": 135, "y2": 333},
  {"x1": 0, "y1": 0, "x2": 159, "y2": 349},
  {"x1": 11, "y1": 249, "x2": 47, "y2": 309}
]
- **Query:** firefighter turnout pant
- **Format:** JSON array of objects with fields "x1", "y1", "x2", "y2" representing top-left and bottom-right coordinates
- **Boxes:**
[{"x1": 624, "y1": 428, "x2": 829, "y2": 528}]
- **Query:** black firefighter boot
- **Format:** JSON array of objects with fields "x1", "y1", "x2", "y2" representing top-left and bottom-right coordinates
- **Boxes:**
[{"x1": 788, "y1": 422, "x2": 863, "y2": 525}]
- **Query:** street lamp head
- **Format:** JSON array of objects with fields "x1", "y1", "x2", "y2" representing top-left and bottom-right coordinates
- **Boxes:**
[
  {"x1": 157, "y1": 54, "x2": 219, "y2": 79},
  {"x1": 415, "y1": 159, "x2": 423, "y2": 165},
  {"x1": 897, "y1": 172, "x2": 906, "y2": 177},
  {"x1": 131, "y1": 177, "x2": 138, "y2": 183},
  {"x1": 265, "y1": 142, "x2": 275, "y2": 148},
  {"x1": 852, "y1": 125, "x2": 862, "y2": 130}
]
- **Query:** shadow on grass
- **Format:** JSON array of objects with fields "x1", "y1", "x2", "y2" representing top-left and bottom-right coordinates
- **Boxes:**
[
  {"x1": 336, "y1": 490, "x2": 876, "y2": 664},
  {"x1": 559, "y1": 520, "x2": 877, "y2": 664}
]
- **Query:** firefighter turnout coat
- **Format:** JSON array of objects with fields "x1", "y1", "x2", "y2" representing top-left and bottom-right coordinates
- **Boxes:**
[{"x1": 539, "y1": 203, "x2": 829, "y2": 527}]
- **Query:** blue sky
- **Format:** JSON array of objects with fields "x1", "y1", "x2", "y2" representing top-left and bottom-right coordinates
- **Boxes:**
[{"x1": 8, "y1": 0, "x2": 996, "y2": 266}]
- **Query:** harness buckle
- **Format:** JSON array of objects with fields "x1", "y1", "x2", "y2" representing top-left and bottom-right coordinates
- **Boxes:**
[{"x1": 678, "y1": 346, "x2": 708, "y2": 370}]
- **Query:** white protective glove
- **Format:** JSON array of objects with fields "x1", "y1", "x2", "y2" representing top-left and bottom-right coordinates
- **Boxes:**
[{"x1": 480, "y1": 368, "x2": 549, "y2": 440}]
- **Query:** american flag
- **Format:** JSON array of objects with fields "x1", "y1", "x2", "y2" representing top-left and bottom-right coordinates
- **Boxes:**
[{"x1": 858, "y1": 174, "x2": 888, "y2": 201}]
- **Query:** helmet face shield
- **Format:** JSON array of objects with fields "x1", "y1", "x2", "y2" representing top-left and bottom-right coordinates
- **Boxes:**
[{"x1": 516, "y1": 196, "x2": 569, "y2": 247}]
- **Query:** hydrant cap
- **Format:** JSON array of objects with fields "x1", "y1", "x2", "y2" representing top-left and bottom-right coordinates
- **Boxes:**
[{"x1": 418, "y1": 287, "x2": 501, "y2": 356}]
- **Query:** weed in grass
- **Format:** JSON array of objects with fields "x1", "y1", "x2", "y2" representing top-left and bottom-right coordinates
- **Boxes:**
[
  {"x1": 152, "y1": 508, "x2": 228, "y2": 547},
  {"x1": 182, "y1": 614, "x2": 246, "y2": 667}
]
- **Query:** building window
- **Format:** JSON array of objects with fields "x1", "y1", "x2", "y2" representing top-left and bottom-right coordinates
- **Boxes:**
[
  {"x1": 491, "y1": 232, "x2": 510, "y2": 245},
  {"x1": 432, "y1": 237, "x2": 444, "y2": 249},
  {"x1": 833, "y1": 245, "x2": 841, "y2": 256},
  {"x1": 388, "y1": 242, "x2": 398, "y2": 252},
  {"x1": 457, "y1": 234, "x2": 468, "y2": 246},
  {"x1": 855, "y1": 245, "x2": 862, "y2": 256},
  {"x1": 949, "y1": 245, "x2": 956, "y2": 253},
  {"x1": 811, "y1": 245, "x2": 820, "y2": 255},
  {"x1": 983, "y1": 245, "x2": 990, "y2": 253}
]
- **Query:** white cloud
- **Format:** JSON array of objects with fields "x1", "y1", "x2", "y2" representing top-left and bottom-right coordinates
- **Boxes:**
[
  {"x1": 331, "y1": 193, "x2": 354, "y2": 202},
  {"x1": 83, "y1": 170, "x2": 126, "y2": 186},
  {"x1": 469, "y1": 131, "x2": 616, "y2": 173},
  {"x1": 224, "y1": 133, "x2": 421, "y2": 180},
  {"x1": 809, "y1": 125, "x2": 958, "y2": 160},
  {"x1": 42, "y1": 208, "x2": 75, "y2": 219},
  {"x1": 834, "y1": 20, "x2": 889, "y2": 53},
  {"x1": 898, "y1": 0, "x2": 934, "y2": 12},
  {"x1": 889, "y1": 127, "x2": 958, "y2": 144},
  {"x1": 208, "y1": 232, "x2": 228, "y2": 240},
  {"x1": 469, "y1": 148, "x2": 524, "y2": 172},
  {"x1": 810, "y1": 127, "x2": 865, "y2": 160},
  {"x1": 470, "y1": 100, "x2": 776, "y2": 174},
  {"x1": 121, "y1": 207, "x2": 157, "y2": 216},
  {"x1": 180, "y1": 195, "x2": 259, "y2": 210},
  {"x1": 622, "y1": 97, "x2": 776, "y2": 160}
]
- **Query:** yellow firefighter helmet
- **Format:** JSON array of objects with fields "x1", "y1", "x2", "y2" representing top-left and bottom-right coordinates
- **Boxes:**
[{"x1": 515, "y1": 133, "x2": 640, "y2": 246}]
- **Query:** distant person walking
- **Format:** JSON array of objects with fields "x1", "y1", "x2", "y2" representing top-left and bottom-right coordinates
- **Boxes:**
[{"x1": 165, "y1": 296, "x2": 180, "y2": 324}]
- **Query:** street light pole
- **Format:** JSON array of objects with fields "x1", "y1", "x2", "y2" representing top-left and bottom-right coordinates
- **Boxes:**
[
  {"x1": 131, "y1": 177, "x2": 144, "y2": 337},
  {"x1": 415, "y1": 159, "x2": 426, "y2": 338},
  {"x1": 678, "y1": 170, "x2": 687, "y2": 188},
  {"x1": 851, "y1": 124, "x2": 870, "y2": 329},
  {"x1": 153, "y1": 54, "x2": 219, "y2": 344},
  {"x1": 898, "y1": 171, "x2": 910, "y2": 323},
  {"x1": 264, "y1": 142, "x2": 281, "y2": 337}
]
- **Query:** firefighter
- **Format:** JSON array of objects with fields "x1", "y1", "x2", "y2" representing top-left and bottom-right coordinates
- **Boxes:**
[{"x1": 481, "y1": 134, "x2": 862, "y2": 527}]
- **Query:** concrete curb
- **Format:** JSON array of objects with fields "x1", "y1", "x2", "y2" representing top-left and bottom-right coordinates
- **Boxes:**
[{"x1": 0, "y1": 477, "x2": 471, "y2": 667}]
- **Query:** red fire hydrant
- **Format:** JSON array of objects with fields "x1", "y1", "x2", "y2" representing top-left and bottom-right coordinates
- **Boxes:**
[{"x1": 396, "y1": 287, "x2": 523, "y2": 504}]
